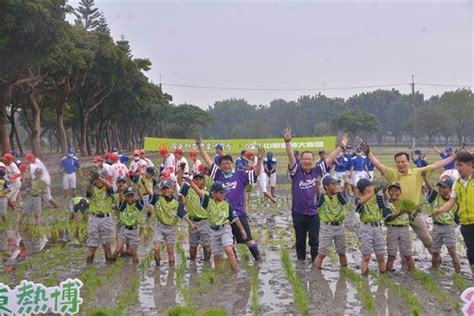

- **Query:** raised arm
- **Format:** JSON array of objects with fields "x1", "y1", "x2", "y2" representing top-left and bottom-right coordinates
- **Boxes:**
[
  {"x1": 186, "y1": 178, "x2": 206, "y2": 199},
  {"x1": 433, "y1": 196, "x2": 457, "y2": 214},
  {"x1": 195, "y1": 136, "x2": 214, "y2": 168},
  {"x1": 427, "y1": 155, "x2": 456, "y2": 172},
  {"x1": 359, "y1": 140, "x2": 388, "y2": 175},
  {"x1": 433, "y1": 145, "x2": 442, "y2": 154},
  {"x1": 282, "y1": 128, "x2": 296, "y2": 170},
  {"x1": 324, "y1": 133, "x2": 348, "y2": 165},
  {"x1": 255, "y1": 146, "x2": 265, "y2": 177}
]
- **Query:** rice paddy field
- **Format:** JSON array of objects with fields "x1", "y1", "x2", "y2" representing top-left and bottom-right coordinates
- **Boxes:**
[{"x1": 0, "y1": 147, "x2": 472, "y2": 315}]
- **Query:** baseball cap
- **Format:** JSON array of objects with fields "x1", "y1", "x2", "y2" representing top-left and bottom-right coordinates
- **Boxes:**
[
  {"x1": 193, "y1": 171, "x2": 205, "y2": 178},
  {"x1": 25, "y1": 153, "x2": 35, "y2": 162},
  {"x1": 110, "y1": 153, "x2": 119, "y2": 162},
  {"x1": 146, "y1": 167, "x2": 155, "y2": 175},
  {"x1": 216, "y1": 144, "x2": 223, "y2": 150},
  {"x1": 174, "y1": 147, "x2": 183, "y2": 155},
  {"x1": 244, "y1": 151, "x2": 254, "y2": 159},
  {"x1": 117, "y1": 175, "x2": 128, "y2": 183},
  {"x1": 93, "y1": 156, "x2": 103, "y2": 162},
  {"x1": 124, "y1": 187, "x2": 136, "y2": 196},
  {"x1": 211, "y1": 181, "x2": 228, "y2": 193},
  {"x1": 318, "y1": 150, "x2": 326, "y2": 155},
  {"x1": 346, "y1": 145, "x2": 352, "y2": 149},
  {"x1": 414, "y1": 148, "x2": 422, "y2": 155},
  {"x1": 67, "y1": 147, "x2": 75, "y2": 155},
  {"x1": 387, "y1": 182, "x2": 401, "y2": 190},
  {"x1": 140, "y1": 149, "x2": 146, "y2": 154},
  {"x1": 437, "y1": 178, "x2": 454, "y2": 188},
  {"x1": 240, "y1": 150, "x2": 247, "y2": 156},
  {"x1": 198, "y1": 164, "x2": 206, "y2": 173},
  {"x1": 189, "y1": 150, "x2": 198, "y2": 157},
  {"x1": 3, "y1": 153, "x2": 14, "y2": 161},
  {"x1": 159, "y1": 147, "x2": 168, "y2": 157},
  {"x1": 322, "y1": 175, "x2": 340, "y2": 186},
  {"x1": 356, "y1": 178, "x2": 373, "y2": 190},
  {"x1": 446, "y1": 147, "x2": 453, "y2": 152},
  {"x1": 160, "y1": 179, "x2": 174, "y2": 189}
]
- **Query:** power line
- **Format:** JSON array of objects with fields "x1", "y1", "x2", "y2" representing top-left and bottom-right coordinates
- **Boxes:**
[
  {"x1": 161, "y1": 81, "x2": 474, "y2": 91},
  {"x1": 161, "y1": 82, "x2": 409, "y2": 92}
]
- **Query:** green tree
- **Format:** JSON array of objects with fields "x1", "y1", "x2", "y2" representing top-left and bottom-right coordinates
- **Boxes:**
[
  {"x1": 331, "y1": 110, "x2": 379, "y2": 139},
  {"x1": 95, "y1": 12, "x2": 110, "y2": 34},
  {"x1": 74, "y1": 0, "x2": 101, "y2": 31}
]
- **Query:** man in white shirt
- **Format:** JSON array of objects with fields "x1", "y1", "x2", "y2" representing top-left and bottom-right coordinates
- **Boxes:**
[
  {"x1": 160, "y1": 148, "x2": 176, "y2": 175},
  {"x1": 110, "y1": 153, "x2": 129, "y2": 184},
  {"x1": 174, "y1": 147, "x2": 189, "y2": 175},
  {"x1": 3, "y1": 153, "x2": 22, "y2": 209},
  {"x1": 26, "y1": 153, "x2": 59, "y2": 208}
]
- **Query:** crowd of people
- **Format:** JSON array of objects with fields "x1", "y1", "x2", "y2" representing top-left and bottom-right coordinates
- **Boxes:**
[{"x1": 0, "y1": 133, "x2": 473, "y2": 275}]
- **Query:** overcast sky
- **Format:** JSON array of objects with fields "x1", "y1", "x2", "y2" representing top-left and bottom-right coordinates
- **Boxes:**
[{"x1": 75, "y1": 0, "x2": 473, "y2": 108}]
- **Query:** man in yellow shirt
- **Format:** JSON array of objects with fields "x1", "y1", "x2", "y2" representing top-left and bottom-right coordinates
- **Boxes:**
[{"x1": 359, "y1": 141, "x2": 457, "y2": 255}]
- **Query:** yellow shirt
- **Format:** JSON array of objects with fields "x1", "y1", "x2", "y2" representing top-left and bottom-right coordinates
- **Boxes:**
[{"x1": 383, "y1": 166, "x2": 431, "y2": 203}]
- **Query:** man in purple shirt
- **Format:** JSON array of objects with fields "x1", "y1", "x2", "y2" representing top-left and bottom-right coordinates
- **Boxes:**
[
  {"x1": 283, "y1": 128, "x2": 348, "y2": 261},
  {"x1": 196, "y1": 136, "x2": 264, "y2": 261}
]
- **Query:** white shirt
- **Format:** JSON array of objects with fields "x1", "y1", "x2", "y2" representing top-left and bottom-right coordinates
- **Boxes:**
[
  {"x1": 129, "y1": 158, "x2": 147, "y2": 175},
  {"x1": 175, "y1": 156, "x2": 189, "y2": 174},
  {"x1": 98, "y1": 163, "x2": 114, "y2": 180},
  {"x1": 192, "y1": 159, "x2": 203, "y2": 173},
  {"x1": 164, "y1": 154, "x2": 176, "y2": 173},
  {"x1": 30, "y1": 159, "x2": 51, "y2": 184},
  {"x1": 6, "y1": 163, "x2": 21, "y2": 184},
  {"x1": 112, "y1": 162, "x2": 129, "y2": 182}
]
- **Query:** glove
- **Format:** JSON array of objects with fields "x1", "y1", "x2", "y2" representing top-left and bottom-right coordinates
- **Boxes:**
[
  {"x1": 359, "y1": 139, "x2": 370, "y2": 155},
  {"x1": 89, "y1": 171, "x2": 100, "y2": 184}
]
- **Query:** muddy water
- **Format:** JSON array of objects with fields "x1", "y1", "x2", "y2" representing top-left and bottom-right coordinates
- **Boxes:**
[{"x1": 1, "y1": 191, "x2": 473, "y2": 315}]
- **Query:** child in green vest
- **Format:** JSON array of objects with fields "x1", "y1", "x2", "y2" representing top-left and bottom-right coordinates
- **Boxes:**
[
  {"x1": 314, "y1": 176, "x2": 352, "y2": 269},
  {"x1": 425, "y1": 178, "x2": 460, "y2": 272},
  {"x1": 383, "y1": 182, "x2": 415, "y2": 271},
  {"x1": 354, "y1": 178, "x2": 391, "y2": 274},
  {"x1": 0, "y1": 169, "x2": 10, "y2": 223},
  {"x1": 150, "y1": 179, "x2": 196, "y2": 266},
  {"x1": 86, "y1": 173, "x2": 115, "y2": 264},
  {"x1": 22, "y1": 168, "x2": 47, "y2": 225},
  {"x1": 112, "y1": 187, "x2": 144, "y2": 263},
  {"x1": 434, "y1": 153, "x2": 474, "y2": 269},
  {"x1": 188, "y1": 180, "x2": 247, "y2": 272},
  {"x1": 137, "y1": 167, "x2": 156, "y2": 208}
]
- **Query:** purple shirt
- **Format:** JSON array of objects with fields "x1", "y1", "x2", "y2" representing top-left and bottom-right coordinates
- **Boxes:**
[
  {"x1": 210, "y1": 164, "x2": 256, "y2": 216},
  {"x1": 290, "y1": 162, "x2": 322, "y2": 216}
]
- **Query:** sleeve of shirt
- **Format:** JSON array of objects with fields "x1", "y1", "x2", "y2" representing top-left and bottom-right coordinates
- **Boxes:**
[
  {"x1": 354, "y1": 197, "x2": 364, "y2": 213},
  {"x1": 149, "y1": 193, "x2": 158, "y2": 205},
  {"x1": 180, "y1": 183, "x2": 190, "y2": 197},
  {"x1": 427, "y1": 190, "x2": 438, "y2": 204},
  {"x1": 315, "y1": 194, "x2": 325, "y2": 208},
  {"x1": 228, "y1": 201, "x2": 238, "y2": 224},
  {"x1": 177, "y1": 201, "x2": 187, "y2": 218},
  {"x1": 336, "y1": 192, "x2": 348, "y2": 205},
  {"x1": 86, "y1": 190, "x2": 93, "y2": 198},
  {"x1": 289, "y1": 162, "x2": 299, "y2": 177},
  {"x1": 376, "y1": 194, "x2": 392, "y2": 219},
  {"x1": 75, "y1": 158, "x2": 80, "y2": 168},
  {"x1": 210, "y1": 163, "x2": 221, "y2": 180},
  {"x1": 201, "y1": 194, "x2": 210, "y2": 209},
  {"x1": 118, "y1": 200, "x2": 126, "y2": 211},
  {"x1": 106, "y1": 187, "x2": 115, "y2": 196},
  {"x1": 451, "y1": 182, "x2": 457, "y2": 198},
  {"x1": 382, "y1": 167, "x2": 397, "y2": 183},
  {"x1": 418, "y1": 165, "x2": 432, "y2": 176},
  {"x1": 136, "y1": 200, "x2": 144, "y2": 211}
]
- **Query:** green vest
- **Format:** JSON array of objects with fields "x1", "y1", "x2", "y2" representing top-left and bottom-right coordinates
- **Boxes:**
[
  {"x1": 185, "y1": 187, "x2": 208, "y2": 219},
  {"x1": 318, "y1": 194, "x2": 350, "y2": 223},
  {"x1": 428, "y1": 192, "x2": 458, "y2": 225},
  {"x1": 385, "y1": 202, "x2": 410, "y2": 226},
  {"x1": 31, "y1": 179, "x2": 47, "y2": 196},
  {"x1": 454, "y1": 178, "x2": 474, "y2": 225},
  {"x1": 0, "y1": 178, "x2": 8, "y2": 197},
  {"x1": 359, "y1": 195, "x2": 383, "y2": 223},
  {"x1": 206, "y1": 198, "x2": 232, "y2": 226},
  {"x1": 119, "y1": 202, "x2": 142, "y2": 226},
  {"x1": 138, "y1": 176, "x2": 153, "y2": 195},
  {"x1": 154, "y1": 196, "x2": 180, "y2": 226},
  {"x1": 88, "y1": 186, "x2": 113, "y2": 215}
]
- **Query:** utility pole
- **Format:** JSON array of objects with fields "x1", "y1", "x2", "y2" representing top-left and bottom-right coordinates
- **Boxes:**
[{"x1": 411, "y1": 74, "x2": 416, "y2": 150}]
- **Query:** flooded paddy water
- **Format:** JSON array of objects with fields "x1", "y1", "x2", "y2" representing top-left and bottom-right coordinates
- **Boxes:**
[{"x1": 1, "y1": 155, "x2": 473, "y2": 315}]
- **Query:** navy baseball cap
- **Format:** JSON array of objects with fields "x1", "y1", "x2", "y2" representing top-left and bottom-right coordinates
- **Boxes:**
[
  {"x1": 414, "y1": 148, "x2": 422, "y2": 155},
  {"x1": 211, "y1": 181, "x2": 228, "y2": 193},
  {"x1": 446, "y1": 147, "x2": 453, "y2": 152},
  {"x1": 356, "y1": 178, "x2": 373, "y2": 190},
  {"x1": 117, "y1": 176, "x2": 127, "y2": 183},
  {"x1": 240, "y1": 150, "x2": 247, "y2": 156},
  {"x1": 193, "y1": 172, "x2": 205, "y2": 178},
  {"x1": 318, "y1": 150, "x2": 326, "y2": 155},
  {"x1": 124, "y1": 187, "x2": 136, "y2": 196},
  {"x1": 437, "y1": 178, "x2": 454, "y2": 188},
  {"x1": 146, "y1": 167, "x2": 155, "y2": 175},
  {"x1": 160, "y1": 179, "x2": 174, "y2": 189},
  {"x1": 216, "y1": 144, "x2": 223, "y2": 150},
  {"x1": 322, "y1": 175, "x2": 340, "y2": 186}
]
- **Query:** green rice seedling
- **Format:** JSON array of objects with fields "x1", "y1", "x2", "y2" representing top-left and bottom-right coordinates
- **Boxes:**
[
  {"x1": 176, "y1": 243, "x2": 192, "y2": 306},
  {"x1": 411, "y1": 269, "x2": 456, "y2": 311},
  {"x1": 237, "y1": 244, "x2": 250, "y2": 269},
  {"x1": 139, "y1": 250, "x2": 155, "y2": 273},
  {"x1": 398, "y1": 199, "x2": 418, "y2": 214},
  {"x1": 116, "y1": 273, "x2": 140, "y2": 313},
  {"x1": 280, "y1": 247, "x2": 309, "y2": 315},
  {"x1": 80, "y1": 265, "x2": 101, "y2": 301},
  {"x1": 372, "y1": 271, "x2": 422, "y2": 316},
  {"x1": 250, "y1": 267, "x2": 259, "y2": 316},
  {"x1": 341, "y1": 267, "x2": 375, "y2": 315},
  {"x1": 168, "y1": 305, "x2": 196, "y2": 316},
  {"x1": 453, "y1": 273, "x2": 469, "y2": 292},
  {"x1": 87, "y1": 307, "x2": 117, "y2": 316},
  {"x1": 198, "y1": 267, "x2": 216, "y2": 286},
  {"x1": 201, "y1": 308, "x2": 228, "y2": 316}
]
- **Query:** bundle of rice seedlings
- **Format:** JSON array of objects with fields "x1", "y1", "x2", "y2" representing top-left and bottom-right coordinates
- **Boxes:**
[{"x1": 398, "y1": 199, "x2": 418, "y2": 214}]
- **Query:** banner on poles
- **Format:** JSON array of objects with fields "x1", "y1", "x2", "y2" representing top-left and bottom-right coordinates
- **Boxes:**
[{"x1": 144, "y1": 136, "x2": 337, "y2": 154}]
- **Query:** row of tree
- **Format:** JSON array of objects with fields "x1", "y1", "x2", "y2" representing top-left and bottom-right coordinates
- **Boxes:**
[
  {"x1": 0, "y1": 0, "x2": 212, "y2": 158},
  {"x1": 1, "y1": 1, "x2": 473, "y2": 158},
  {"x1": 204, "y1": 88, "x2": 474, "y2": 146}
]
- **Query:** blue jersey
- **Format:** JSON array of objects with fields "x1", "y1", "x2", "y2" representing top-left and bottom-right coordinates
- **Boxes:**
[
  {"x1": 344, "y1": 154, "x2": 354, "y2": 171},
  {"x1": 335, "y1": 156, "x2": 349, "y2": 172},
  {"x1": 414, "y1": 157, "x2": 428, "y2": 168},
  {"x1": 351, "y1": 155, "x2": 366, "y2": 172},
  {"x1": 264, "y1": 158, "x2": 277, "y2": 174},
  {"x1": 61, "y1": 156, "x2": 80, "y2": 174},
  {"x1": 365, "y1": 158, "x2": 374, "y2": 171},
  {"x1": 235, "y1": 158, "x2": 248, "y2": 171},
  {"x1": 440, "y1": 153, "x2": 455, "y2": 170}
]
